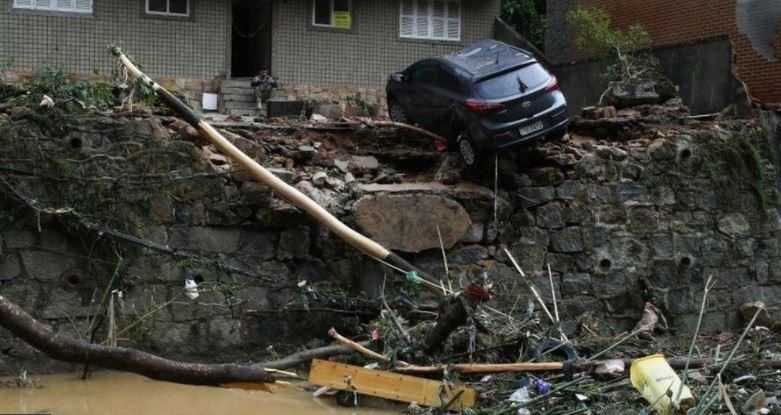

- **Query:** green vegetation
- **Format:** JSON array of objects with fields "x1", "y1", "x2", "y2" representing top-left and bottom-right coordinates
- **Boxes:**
[
  {"x1": 500, "y1": 0, "x2": 546, "y2": 50},
  {"x1": 702, "y1": 127, "x2": 779, "y2": 215},
  {"x1": 344, "y1": 92, "x2": 379, "y2": 117},
  {"x1": 568, "y1": 6, "x2": 662, "y2": 83}
]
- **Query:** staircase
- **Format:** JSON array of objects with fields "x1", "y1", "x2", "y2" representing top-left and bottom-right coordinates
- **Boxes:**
[{"x1": 219, "y1": 78, "x2": 263, "y2": 117}]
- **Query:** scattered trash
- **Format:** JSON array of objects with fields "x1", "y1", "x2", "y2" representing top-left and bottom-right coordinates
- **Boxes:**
[
  {"x1": 633, "y1": 301, "x2": 669, "y2": 340},
  {"x1": 742, "y1": 390, "x2": 768, "y2": 415},
  {"x1": 39, "y1": 94, "x2": 54, "y2": 108},
  {"x1": 535, "y1": 378, "x2": 551, "y2": 394},
  {"x1": 183, "y1": 279, "x2": 199, "y2": 300},
  {"x1": 594, "y1": 358, "x2": 625, "y2": 378},
  {"x1": 630, "y1": 354, "x2": 695, "y2": 414},
  {"x1": 508, "y1": 386, "x2": 531, "y2": 403},
  {"x1": 308, "y1": 359, "x2": 475, "y2": 408}
]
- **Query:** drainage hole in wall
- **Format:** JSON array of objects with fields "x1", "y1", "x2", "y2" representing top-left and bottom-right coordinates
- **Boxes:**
[{"x1": 599, "y1": 258, "x2": 612, "y2": 271}]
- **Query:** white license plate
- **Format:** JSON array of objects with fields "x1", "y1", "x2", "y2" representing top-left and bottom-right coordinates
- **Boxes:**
[{"x1": 519, "y1": 120, "x2": 544, "y2": 136}]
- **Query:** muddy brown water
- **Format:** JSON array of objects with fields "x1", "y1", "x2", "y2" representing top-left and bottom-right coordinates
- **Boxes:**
[{"x1": 0, "y1": 371, "x2": 401, "y2": 414}]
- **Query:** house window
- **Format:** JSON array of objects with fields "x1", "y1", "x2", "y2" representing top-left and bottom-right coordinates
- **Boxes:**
[
  {"x1": 146, "y1": 0, "x2": 189, "y2": 16},
  {"x1": 400, "y1": 0, "x2": 460, "y2": 41},
  {"x1": 12, "y1": 0, "x2": 93, "y2": 14},
  {"x1": 312, "y1": 0, "x2": 351, "y2": 29}
]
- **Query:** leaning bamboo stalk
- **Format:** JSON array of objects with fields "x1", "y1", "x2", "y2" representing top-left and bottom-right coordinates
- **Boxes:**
[
  {"x1": 109, "y1": 47, "x2": 442, "y2": 298},
  {"x1": 328, "y1": 327, "x2": 390, "y2": 363}
]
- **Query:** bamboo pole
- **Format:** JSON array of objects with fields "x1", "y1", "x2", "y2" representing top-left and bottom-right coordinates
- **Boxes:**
[{"x1": 109, "y1": 47, "x2": 443, "y2": 297}]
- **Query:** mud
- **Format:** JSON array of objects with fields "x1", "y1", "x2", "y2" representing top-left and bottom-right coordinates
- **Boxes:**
[{"x1": 0, "y1": 371, "x2": 400, "y2": 415}]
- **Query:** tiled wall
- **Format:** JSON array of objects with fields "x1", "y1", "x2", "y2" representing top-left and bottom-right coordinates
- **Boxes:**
[
  {"x1": 270, "y1": 0, "x2": 501, "y2": 89},
  {"x1": 0, "y1": 0, "x2": 230, "y2": 79}
]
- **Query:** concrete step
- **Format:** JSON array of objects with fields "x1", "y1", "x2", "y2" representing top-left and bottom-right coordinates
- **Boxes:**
[
  {"x1": 220, "y1": 86, "x2": 254, "y2": 94},
  {"x1": 226, "y1": 108, "x2": 262, "y2": 116},
  {"x1": 223, "y1": 100, "x2": 259, "y2": 110},
  {"x1": 220, "y1": 78, "x2": 253, "y2": 88},
  {"x1": 221, "y1": 93, "x2": 255, "y2": 103}
]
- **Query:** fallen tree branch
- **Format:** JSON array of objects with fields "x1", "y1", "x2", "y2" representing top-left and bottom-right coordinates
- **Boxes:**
[
  {"x1": 261, "y1": 343, "x2": 368, "y2": 370},
  {"x1": 328, "y1": 327, "x2": 389, "y2": 363},
  {"x1": 0, "y1": 294, "x2": 275, "y2": 386},
  {"x1": 366, "y1": 120, "x2": 449, "y2": 142}
]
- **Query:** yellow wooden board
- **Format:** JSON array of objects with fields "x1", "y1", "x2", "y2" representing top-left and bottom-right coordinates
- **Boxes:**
[{"x1": 308, "y1": 359, "x2": 475, "y2": 409}]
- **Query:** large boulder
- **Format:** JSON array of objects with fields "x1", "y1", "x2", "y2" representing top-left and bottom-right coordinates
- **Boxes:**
[{"x1": 353, "y1": 194, "x2": 471, "y2": 253}]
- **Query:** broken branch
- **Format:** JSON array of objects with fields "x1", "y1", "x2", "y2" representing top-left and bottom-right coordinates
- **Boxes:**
[{"x1": 0, "y1": 294, "x2": 275, "y2": 386}]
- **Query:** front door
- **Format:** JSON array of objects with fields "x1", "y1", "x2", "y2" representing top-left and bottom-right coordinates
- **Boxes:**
[{"x1": 231, "y1": 0, "x2": 272, "y2": 78}]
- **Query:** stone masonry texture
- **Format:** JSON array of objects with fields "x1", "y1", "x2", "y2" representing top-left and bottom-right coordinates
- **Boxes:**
[{"x1": 545, "y1": 0, "x2": 781, "y2": 103}]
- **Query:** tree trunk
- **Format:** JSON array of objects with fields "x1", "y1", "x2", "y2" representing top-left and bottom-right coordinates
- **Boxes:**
[{"x1": 0, "y1": 295, "x2": 275, "y2": 386}]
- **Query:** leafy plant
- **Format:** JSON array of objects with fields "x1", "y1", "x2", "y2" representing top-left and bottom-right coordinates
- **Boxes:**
[
  {"x1": 568, "y1": 6, "x2": 662, "y2": 83},
  {"x1": 500, "y1": 0, "x2": 546, "y2": 50},
  {"x1": 345, "y1": 92, "x2": 378, "y2": 117}
]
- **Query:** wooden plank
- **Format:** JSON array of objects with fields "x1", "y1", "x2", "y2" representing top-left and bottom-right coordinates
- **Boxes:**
[{"x1": 308, "y1": 359, "x2": 475, "y2": 409}]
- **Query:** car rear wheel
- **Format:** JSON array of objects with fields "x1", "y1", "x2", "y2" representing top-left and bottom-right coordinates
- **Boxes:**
[
  {"x1": 458, "y1": 135, "x2": 478, "y2": 166},
  {"x1": 388, "y1": 100, "x2": 408, "y2": 123}
]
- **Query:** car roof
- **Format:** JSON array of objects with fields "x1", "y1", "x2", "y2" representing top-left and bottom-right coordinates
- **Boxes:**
[{"x1": 441, "y1": 40, "x2": 535, "y2": 80}]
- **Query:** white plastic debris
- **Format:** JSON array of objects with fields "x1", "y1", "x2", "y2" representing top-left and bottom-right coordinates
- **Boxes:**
[
  {"x1": 39, "y1": 95, "x2": 54, "y2": 108},
  {"x1": 575, "y1": 393, "x2": 589, "y2": 402},
  {"x1": 184, "y1": 279, "x2": 199, "y2": 300},
  {"x1": 595, "y1": 358, "x2": 626, "y2": 377},
  {"x1": 508, "y1": 387, "x2": 530, "y2": 403}
]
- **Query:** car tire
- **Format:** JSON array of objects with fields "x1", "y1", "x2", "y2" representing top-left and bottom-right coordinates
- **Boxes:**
[
  {"x1": 388, "y1": 100, "x2": 408, "y2": 123},
  {"x1": 458, "y1": 135, "x2": 478, "y2": 166}
]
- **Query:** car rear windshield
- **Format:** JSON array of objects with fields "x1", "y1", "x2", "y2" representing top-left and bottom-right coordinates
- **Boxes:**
[{"x1": 474, "y1": 63, "x2": 550, "y2": 99}]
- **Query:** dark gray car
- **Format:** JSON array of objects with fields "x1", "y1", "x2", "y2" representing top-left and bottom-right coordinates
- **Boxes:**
[{"x1": 386, "y1": 40, "x2": 568, "y2": 165}]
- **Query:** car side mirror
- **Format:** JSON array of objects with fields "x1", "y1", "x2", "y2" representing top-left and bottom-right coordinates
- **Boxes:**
[{"x1": 391, "y1": 73, "x2": 406, "y2": 82}]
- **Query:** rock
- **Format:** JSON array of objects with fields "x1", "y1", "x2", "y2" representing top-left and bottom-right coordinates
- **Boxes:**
[
  {"x1": 348, "y1": 155, "x2": 379, "y2": 172},
  {"x1": 604, "y1": 81, "x2": 663, "y2": 109},
  {"x1": 529, "y1": 167, "x2": 564, "y2": 186},
  {"x1": 268, "y1": 167, "x2": 295, "y2": 183},
  {"x1": 312, "y1": 171, "x2": 328, "y2": 187},
  {"x1": 739, "y1": 301, "x2": 774, "y2": 326},
  {"x1": 551, "y1": 227, "x2": 584, "y2": 253},
  {"x1": 295, "y1": 180, "x2": 348, "y2": 214},
  {"x1": 0, "y1": 253, "x2": 22, "y2": 280},
  {"x1": 169, "y1": 118, "x2": 203, "y2": 144},
  {"x1": 294, "y1": 145, "x2": 316, "y2": 161},
  {"x1": 239, "y1": 181, "x2": 272, "y2": 207},
  {"x1": 238, "y1": 230, "x2": 276, "y2": 260},
  {"x1": 310, "y1": 113, "x2": 328, "y2": 123},
  {"x1": 278, "y1": 225, "x2": 310, "y2": 260},
  {"x1": 517, "y1": 187, "x2": 555, "y2": 208},
  {"x1": 312, "y1": 102, "x2": 342, "y2": 119},
  {"x1": 334, "y1": 159, "x2": 350, "y2": 173},
  {"x1": 353, "y1": 194, "x2": 471, "y2": 253},
  {"x1": 561, "y1": 273, "x2": 591, "y2": 295},
  {"x1": 168, "y1": 227, "x2": 241, "y2": 254},
  {"x1": 434, "y1": 153, "x2": 463, "y2": 184},
  {"x1": 536, "y1": 202, "x2": 564, "y2": 229},
  {"x1": 460, "y1": 222, "x2": 485, "y2": 244},
  {"x1": 20, "y1": 251, "x2": 76, "y2": 281},
  {"x1": 449, "y1": 245, "x2": 489, "y2": 265},
  {"x1": 1, "y1": 230, "x2": 36, "y2": 249},
  {"x1": 718, "y1": 213, "x2": 750, "y2": 237}
]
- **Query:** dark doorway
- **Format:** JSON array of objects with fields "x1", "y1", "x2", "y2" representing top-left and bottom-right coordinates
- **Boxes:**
[{"x1": 231, "y1": 0, "x2": 272, "y2": 77}]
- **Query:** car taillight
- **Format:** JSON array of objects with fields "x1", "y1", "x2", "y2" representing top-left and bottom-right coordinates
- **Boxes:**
[
  {"x1": 546, "y1": 75, "x2": 560, "y2": 91},
  {"x1": 465, "y1": 99, "x2": 505, "y2": 117}
]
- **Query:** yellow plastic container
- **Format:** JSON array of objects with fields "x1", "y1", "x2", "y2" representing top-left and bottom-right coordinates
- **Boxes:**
[{"x1": 630, "y1": 354, "x2": 695, "y2": 414}]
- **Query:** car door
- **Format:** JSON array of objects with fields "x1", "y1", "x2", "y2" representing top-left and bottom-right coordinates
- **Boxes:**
[
  {"x1": 429, "y1": 64, "x2": 468, "y2": 136},
  {"x1": 404, "y1": 61, "x2": 439, "y2": 129}
]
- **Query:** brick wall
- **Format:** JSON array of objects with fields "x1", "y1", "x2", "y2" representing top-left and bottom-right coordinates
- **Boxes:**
[
  {"x1": 0, "y1": 0, "x2": 230, "y2": 79},
  {"x1": 545, "y1": 0, "x2": 781, "y2": 103},
  {"x1": 270, "y1": 0, "x2": 501, "y2": 89}
]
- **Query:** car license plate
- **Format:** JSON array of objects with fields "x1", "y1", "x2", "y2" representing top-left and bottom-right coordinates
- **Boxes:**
[{"x1": 519, "y1": 120, "x2": 544, "y2": 136}]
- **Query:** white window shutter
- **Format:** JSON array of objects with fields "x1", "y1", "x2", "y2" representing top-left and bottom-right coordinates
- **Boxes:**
[
  {"x1": 74, "y1": 0, "x2": 92, "y2": 12},
  {"x1": 56, "y1": 0, "x2": 73, "y2": 10},
  {"x1": 400, "y1": 16, "x2": 414, "y2": 37},
  {"x1": 446, "y1": 0, "x2": 460, "y2": 40},
  {"x1": 13, "y1": 0, "x2": 35, "y2": 8},
  {"x1": 34, "y1": 0, "x2": 53, "y2": 8}
]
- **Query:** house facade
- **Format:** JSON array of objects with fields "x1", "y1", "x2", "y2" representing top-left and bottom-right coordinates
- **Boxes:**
[
  {"x1": 546, "y1": 0, "x2": 781, "y2": 105},
  {"x1": 0, "y1": 0, "x2": 502, "y2": 110}
]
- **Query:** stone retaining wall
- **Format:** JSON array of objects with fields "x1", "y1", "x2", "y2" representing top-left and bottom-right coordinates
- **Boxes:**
[{"x1": 1, "y1": 111, "x2": 780, "y2": 374}]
